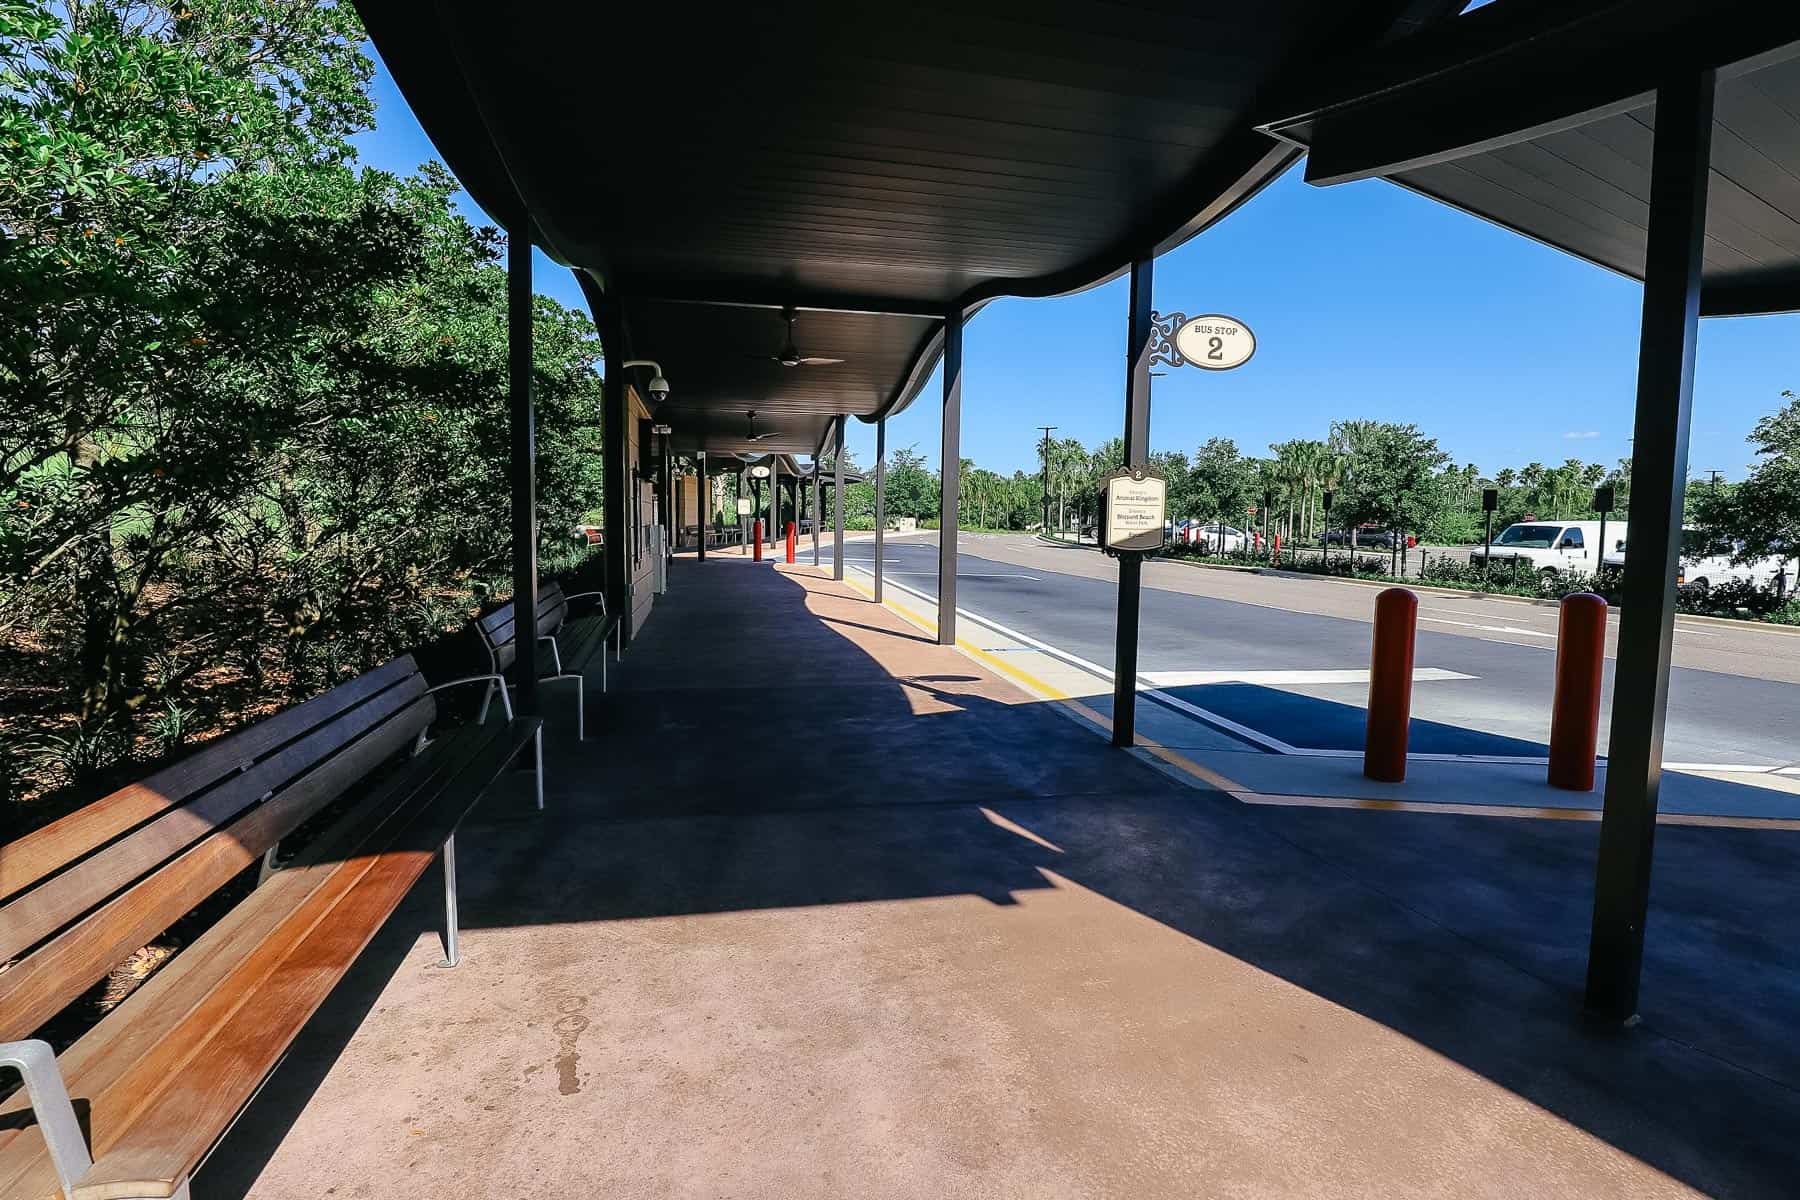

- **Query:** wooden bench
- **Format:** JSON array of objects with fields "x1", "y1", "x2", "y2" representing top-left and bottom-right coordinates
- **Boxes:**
[
  {"x1": 470, "y1": 581, "x2": 621, "y2": 740},
  {"x1": 0, "y1": 656, "x2": 541, "y2": 1200}
]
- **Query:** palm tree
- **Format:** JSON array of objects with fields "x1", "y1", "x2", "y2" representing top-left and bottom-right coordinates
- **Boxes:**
[
  {"x1": 1318, "y1": 449, "x2": 1350, "y2": 541},
  {"x1": 1050, "y1": 437, "x2": 1087, "y2": 535},
  {"x1": 1299, "y1": 440, "x2": 1330, "y2": 540},
  {"x1": 1270, "y1": 440, "x2": 1310, "y2": 544}
]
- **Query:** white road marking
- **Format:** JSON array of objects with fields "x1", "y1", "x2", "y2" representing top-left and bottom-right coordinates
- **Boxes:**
[
  {"x1": 1143, "y1": 668, "x2": 1475, "y2": 687},
  {"x1": 887, "y1": 571, "x2": 1040, "y2": 579},
  {"x1": 1421, "y1": 604, "x2": 1716, "y2": 638},
  {"x1": 1420, "y1": 615, "x2": 1556, "y2": 639}
]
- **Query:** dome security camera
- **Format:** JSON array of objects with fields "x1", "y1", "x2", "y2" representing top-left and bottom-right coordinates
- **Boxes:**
[{"x1": 622, "y1": 360, "x2": 670, "y2": 403}]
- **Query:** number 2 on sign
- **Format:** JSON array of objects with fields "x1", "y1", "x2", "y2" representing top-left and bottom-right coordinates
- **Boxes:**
[{"x1": 1207, "y1": 336, "x2": 1223, "y2": 361}]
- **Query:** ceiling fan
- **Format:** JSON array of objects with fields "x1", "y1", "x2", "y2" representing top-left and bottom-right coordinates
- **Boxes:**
[
  {"x1": 756, "y1": 307, "x2": 844, "y2": 368},
  {"x1": 743, "y1": 410, "x2": 779, "y2": 442}
]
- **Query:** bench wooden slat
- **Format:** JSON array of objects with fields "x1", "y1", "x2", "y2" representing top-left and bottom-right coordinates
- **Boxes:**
[
  {"x1": 0, "y1": 698, "x2": 433, "y2": 1041},
  {"x1": 0, "y1": 721, "x2": 510, "y2": 1195},
  {"x1": 0, "y1": 658, "x2": 420, "y2": 903},
  {"x1": 557, "y1": 615, "x2": 609, "y2": 672},
  {"x1": 0, "y1": 676, "x2": 428, "y2": 966},
  {"x1": 60, "y1": 721, "x2": 539, "y2": 1200}
]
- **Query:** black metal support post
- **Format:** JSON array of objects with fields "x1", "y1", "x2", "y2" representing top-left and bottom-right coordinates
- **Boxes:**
[
  {"x1": 767, "y1": 462, "x2": 779, "y2": 555},
  {"x1": 812, "y1": 461, "x2": 822, "y2": 567},
  {"x1": 507, "y1": 222, "x2": 539, "y2": 713},
  {"x1": 874, "y1": 416, "x2": 887, "y2": 603},
  {"x1": 1111, "y1": 257, "x2": 1154, "y2": 747},
  {"x1": 833, "y1": 417, "x2": 846, "y2": 580},
  {"x1": 938, "y1": 310, "x2": 963, "y2": 645},
  {"x1": 696, "y1": 453, "x2": 707, "y2": 562},
  {"x1": 600, "y1": 308, "x2": 629, "y2": 641},
  {"x1": 1585, "y1": 68, "x2": 1715, "y2": 1024},
  {"x1": 666, "y1": 446, "x2": 676, "y2": 545}
]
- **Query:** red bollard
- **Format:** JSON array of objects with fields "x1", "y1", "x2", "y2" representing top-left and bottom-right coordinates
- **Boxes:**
[
  {"x1": 753, "y1": 519, "x2": 763, "y2": 562},
  {"x1": 1548, "y1": 592, "x2": 1608, "y2": 791},
  {"x1": 1364, "y1": 587, "x2": 1418, "y2": 782},
  {"x1": 785, "y1": 520, "x2": 796, "y2": 564}
]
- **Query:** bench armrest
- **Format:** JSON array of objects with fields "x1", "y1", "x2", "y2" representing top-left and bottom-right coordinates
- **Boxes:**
[
  {"x1": 0, "y1": 1039, "x2": 93, "y2": 1196},
  {"x1": 425, "y1": 674, "x2": 514, "y2": 720},
  {"x1": 559, "y1": 589, "x2": 607, "y2": 616}
]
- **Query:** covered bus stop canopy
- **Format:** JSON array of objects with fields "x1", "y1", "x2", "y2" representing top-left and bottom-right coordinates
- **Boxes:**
[{"x1": 357, "y1": 0, "x2": 1800, "y2": 1028}]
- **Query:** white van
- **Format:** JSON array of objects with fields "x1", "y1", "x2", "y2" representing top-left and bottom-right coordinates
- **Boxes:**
[
  {"x1": 1675, "y1": 529, "x2": 1796, "y2": 595},
  {"x1": 1471, "y1": 520, "x2": 1626, "y2": 577}
]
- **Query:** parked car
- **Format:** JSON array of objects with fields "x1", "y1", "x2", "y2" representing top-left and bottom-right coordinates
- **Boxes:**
[
  {"x1": 572, "y1": 524, "x2": 604, "y2": 546},
  {"x1": 1471, "y1": 520, "x2": 1624, "y2": 577},
  {"x1": 1322, "y1": 523, "x2": 1403, "y2": 549},
  {"x1": 1194, "y1": 523, "x2": 1248, "y2": 553}
]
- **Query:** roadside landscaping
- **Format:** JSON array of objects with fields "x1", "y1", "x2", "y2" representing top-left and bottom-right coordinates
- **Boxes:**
[{"x1": 1144, "y1": 540, "x2": 1800, "y2": 626}]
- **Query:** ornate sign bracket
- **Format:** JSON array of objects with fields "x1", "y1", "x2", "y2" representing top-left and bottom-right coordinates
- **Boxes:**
[{"x1": 1148, "y1": 310, "x2": 1193, "y2": 370}]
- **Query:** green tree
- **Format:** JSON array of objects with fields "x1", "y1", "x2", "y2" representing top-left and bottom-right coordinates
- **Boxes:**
[
  {"x1": 1691, "y1": 390, "x2": 1800, "y2": 563},
  {"x1": 883, "y1": 443, "x2": 938, "y2": 520},
  {"x1": 0, "y1": 1, "x2": 607, "y2": 808},
  {"x1": 1334, "y1": 422, "x2": 1450, "y2": 535}
]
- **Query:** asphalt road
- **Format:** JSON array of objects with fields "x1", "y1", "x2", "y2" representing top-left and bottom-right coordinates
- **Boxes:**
[{"x1": 835, "y1": 536, "x2": 1800, "y2": 768}]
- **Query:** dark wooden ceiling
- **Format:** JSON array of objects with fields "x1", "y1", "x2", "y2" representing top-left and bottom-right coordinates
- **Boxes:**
[
  {"x1": 360, "y1": 0, "x2": 1445, "y2": 453},
  {"x1": 1388, "y1": 55, "x2": 1800, "y2": 317}
]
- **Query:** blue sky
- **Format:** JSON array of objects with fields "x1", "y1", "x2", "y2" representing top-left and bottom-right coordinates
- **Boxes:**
[{"x1": 351, "y1": 45, "x2": 1796, "y2": 483}]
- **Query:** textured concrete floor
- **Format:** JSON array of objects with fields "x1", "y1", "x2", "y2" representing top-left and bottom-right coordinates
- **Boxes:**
[{"x1": 204, "y1": 556, "x2": 1800, "y2": 1199}]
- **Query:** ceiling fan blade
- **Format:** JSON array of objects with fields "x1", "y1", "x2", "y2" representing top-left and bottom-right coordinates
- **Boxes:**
[{"x1": 796, "y1": 356, "x2": 845, "y2": 366}]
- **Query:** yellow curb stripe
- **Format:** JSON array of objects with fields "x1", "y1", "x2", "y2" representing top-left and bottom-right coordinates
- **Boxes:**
[
  {"x1": 840, "y1": 570, "x2": 1076, "y2": 703},
  {"x1": 957, "y1": 641, "x2": 1072, "y2": 703}
]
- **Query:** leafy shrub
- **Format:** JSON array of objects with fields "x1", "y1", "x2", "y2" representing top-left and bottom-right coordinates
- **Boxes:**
[
  {"x1": 1677, "y1": 577, "x2": 1790, "y2": 618},
  {"x1": 145, "y1": 701, "x2": 200, "y2": 755},
  {"x1": 26, "y1": 725, "x2": 133, "y2": 793}
]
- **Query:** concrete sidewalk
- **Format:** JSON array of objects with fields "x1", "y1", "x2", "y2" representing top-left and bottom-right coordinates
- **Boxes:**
[{"x1": 210, "y1": 555, "x2": 1799, "y2": 1199}]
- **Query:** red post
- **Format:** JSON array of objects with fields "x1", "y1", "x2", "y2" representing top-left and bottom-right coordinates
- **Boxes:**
[
  {"x1": 1548, "y1": 592, "x2": 1608, "y2": 791},
  {"x1": 753, "y1": 519, "x2": 763, "y2": 562},
  {"x1": 1364, "y1": 587, "x2": 1418, "y2": 782},
  {"x1": 785, "y1": 520, "x2": 796, "y2": 564}
]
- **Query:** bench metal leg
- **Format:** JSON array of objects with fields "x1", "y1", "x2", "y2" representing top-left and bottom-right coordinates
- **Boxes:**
[
  {"x1": 439, "y1": 835, "x2": 460, "y2": 968},
  {"x1": 1, "y1": 1039, "x2": 93, "y2": 1197},
  {"x1": 257, "y1": 841, "x2": 281, "y2": 887}
]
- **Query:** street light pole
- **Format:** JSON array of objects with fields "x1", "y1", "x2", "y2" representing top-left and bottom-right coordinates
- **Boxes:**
[{"x1": 1038, "y1": 425, "x2": 1057, "y2": 537}]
